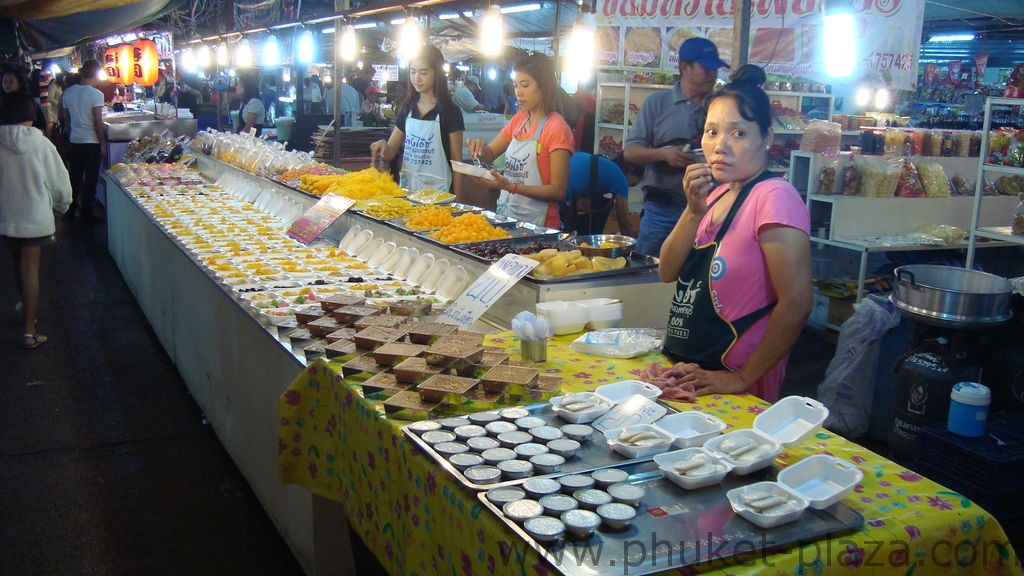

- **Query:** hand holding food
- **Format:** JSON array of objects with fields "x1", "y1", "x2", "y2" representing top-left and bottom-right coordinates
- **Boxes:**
[{"x1": 683, "y1": 162, "x2": 715, "y2": 212}]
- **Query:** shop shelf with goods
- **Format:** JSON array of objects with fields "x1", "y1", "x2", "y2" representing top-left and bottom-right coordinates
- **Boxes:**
[
  {"x1": 789, "y1": 150, "x2": 1017, "y2": 329},
  {"x1": 966, "y1": 97, "x2": 1024, "y2": 267},
  {"x1": 593, "y1": 81, "x2": 673, "y2": 159}
]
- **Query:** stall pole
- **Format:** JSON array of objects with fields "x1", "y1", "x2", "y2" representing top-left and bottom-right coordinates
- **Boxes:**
[
  {"x1": 732, "y1": 0, "x2": 751, "y2": 69},
  {"x1": 552, "y1": 0, "x2": 561, "y2": 64}
]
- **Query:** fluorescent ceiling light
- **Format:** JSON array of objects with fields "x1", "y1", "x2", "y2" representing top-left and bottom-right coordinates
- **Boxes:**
[
  {"x1": 823, "y1": 12, "x2": 856, "y2": 78},
  {"x1": 354, "y1": 22, "x2": 377, "y2": 30},
  {"x1": 501, "y1": 3, "x2": 541, "y2": 14},
  {"x1": 929, "y1": 34, "x2": 974, "y2": 42},
  {"x1": 438, "y1": 13, "x2": 460, "y2": 20},
  {"x1": 391, "y1": 17, "x2": 407, "y2": 25},
  {"x1": 322, "y1": 27, "x2": 336, "y2": 34}
]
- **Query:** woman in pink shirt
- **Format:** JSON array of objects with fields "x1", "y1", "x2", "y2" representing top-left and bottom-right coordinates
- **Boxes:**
[{"x1": 658, "y1": 65, "x2": 811, "y2": 401}]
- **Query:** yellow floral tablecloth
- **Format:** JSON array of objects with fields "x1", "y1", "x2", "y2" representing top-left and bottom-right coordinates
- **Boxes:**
[{"x1": 278, "y1": 333, "x2": 1022, "y2": 575}]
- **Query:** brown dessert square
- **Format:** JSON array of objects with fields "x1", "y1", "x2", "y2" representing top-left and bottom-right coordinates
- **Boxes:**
[
  {"x1": 392, "y1": 356, "x2": 441, "y2": 384},
  {"x1": 353, "y1": 326, "x2": 406, "y2": 351},
  {"x1": 302, "y1": 342, "x2": 326, "y2": 361},
  {"x1": 478, "y1": 350, "x2": 511, "y2": 368},
  {"x1": 294, "y1": 305, "x2": 327, "y2": 325},
  {"x1": 354, "y1": 313, "x2": 408, "y2": 330},
  {"x1": 388, "y1": 299, "x2": 433, "y2": 317},
  {"x1": 406, "y1": 322, "x2": 458, "y2": 345},
  {"x1": 481, "y1": 365, "x2": 540, "y2": 393},
  {"x1": 505, "y1": 359, "x2": 535, "y2": 368},
  {"x1": 371, "y1": 342, "x2": 430, "y2": 367},
  {"x1": 324, "y1": 339, "x2": 357, "y2": 359},
  {"x1": 417, "y1": 374, "x2": 479, "y2": 403},
  {"x1": 422, "y1": 343, "x2": 485, "y2": 369},
  {"x1": 320, "y1": 293, "x2": 367, "y2": 312},
  {"x1": 333, "y1": 305, "x2": 383, "y2": 326},
  {"x1": 325, "y1": 327, "x2": 358, "y2": 344},
  {"x1": 340, "y1": 354, "x2": 383, "y2": 378},
  {"x1": 434, "y1": 332, "x2": 485, "y2": 347},
  {"x1": 361, "y1": 372, "x2": 409, "y2": 397},
  {"x1": 383, "y1": 390, "x2": 440, "y2": 420},
  {"x1": 307, "y1": 316, "x2": 342, "y2": 337}
]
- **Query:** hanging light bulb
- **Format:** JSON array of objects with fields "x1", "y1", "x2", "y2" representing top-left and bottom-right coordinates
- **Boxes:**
[
  {"x1": 855, "y1": 86, "x2": 871, "y2": 107},
  {"x1": 298, "y1": 29, "x2": 315, "y2": 64},
  {"x1": 263, "y1": 35, "x2": 280, "y2": 67},
  {"x1": 217, "y1": 41, "x2": 229, "y2": 67},
  {"x1": 236, "y1": 38, "x2": 253, "y2": 67},
  {"x1": 197, "y1": 44, "x2": 211, "y2": 69},
  {"x1": 323, "y1": 71, "x2": 332, "y2": 83},
  {"x1": 399, "y1": 16, "x2": 422, "y2": 61},
  {"x1": 480, "y1": 5, "x2": 504, "y2": 57},
  {"x1": 341, "y1": 24, "x2": 358, "y2": 62},
  {"x1": 282, "y1": 67, "x2": 291, "y2": 82},
  {"x1": 873, "y1": 87, "x2": 890, "y2": 110},
  {"x1": 564, "y1": 10, "x2": 597, "y2": 89},
  {"x1": 823, "y1": 0, "x2": 856, "y2": 78},
  {"x1": 182, "y1": 46, "x2": 197, "y2": 74},
  {"x1": 357, "y1": 60, "x2": 364, "y2": 70}
]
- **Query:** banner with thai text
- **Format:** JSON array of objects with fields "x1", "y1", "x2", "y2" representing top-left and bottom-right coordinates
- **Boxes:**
[{"x1": 594, "y1": 0, "x2": 925, "y2": 90}]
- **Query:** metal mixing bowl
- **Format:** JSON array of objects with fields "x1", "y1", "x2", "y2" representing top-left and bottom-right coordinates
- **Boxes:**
[{"x1": 568, "y1": 235, "x2": 636, "y2": 258}]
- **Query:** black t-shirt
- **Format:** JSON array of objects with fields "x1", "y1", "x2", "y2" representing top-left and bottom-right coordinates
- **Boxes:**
[{"x1": 395, "y1": 95, "x2": 466, "y2": 165}]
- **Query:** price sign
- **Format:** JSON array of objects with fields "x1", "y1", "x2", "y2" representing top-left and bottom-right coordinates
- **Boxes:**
[
  {"x1": 286, "y1": 193, "x2": 355, "y2": 245},
  {"x1": 439, "y1": 254, "x2": 539, "y2": 328}
]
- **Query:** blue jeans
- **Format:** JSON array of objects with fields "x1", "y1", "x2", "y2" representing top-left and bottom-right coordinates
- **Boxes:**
[{"x1": 635, "y1": 201, "x2": 683, "y2": 257}]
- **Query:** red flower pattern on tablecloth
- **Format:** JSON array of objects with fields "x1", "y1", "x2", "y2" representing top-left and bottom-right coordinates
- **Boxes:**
[
  {"x1": 928, "y1": 495, "x2": 953, "y2": 511},
  {"x1": 898, "y1": 470, "x2": 923, "y2": 482},
  {"x1": 840, "y1": 544, "x2": 866, "y2": 567},
  {"x1": 283, "y1": 389, "x2": 301, "y2": 405}
]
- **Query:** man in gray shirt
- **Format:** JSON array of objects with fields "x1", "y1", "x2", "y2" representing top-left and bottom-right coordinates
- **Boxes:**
[{"x1": 624, "y1": 37, "x2": 728, "y2": 256}]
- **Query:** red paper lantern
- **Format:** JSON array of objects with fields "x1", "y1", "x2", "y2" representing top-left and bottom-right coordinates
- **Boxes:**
[
  {"x1": 103, "y1": 47, "x2": 121, "y2": 82},
  {"x1": 132, "y1": 39, "x2": 160, "y2": 86},
  {"x1": 116, "y1": 44, "x2": 135, "y2": 84}
]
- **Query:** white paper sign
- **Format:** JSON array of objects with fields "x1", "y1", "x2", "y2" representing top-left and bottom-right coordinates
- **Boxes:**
[{"x1": 439, "y1": 254, "x2": 540, "y2": 328}]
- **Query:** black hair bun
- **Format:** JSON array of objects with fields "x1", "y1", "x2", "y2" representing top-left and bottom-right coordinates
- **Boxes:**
[{"x1": 728, "y1": 64, "x2": 767, "y2": 89}]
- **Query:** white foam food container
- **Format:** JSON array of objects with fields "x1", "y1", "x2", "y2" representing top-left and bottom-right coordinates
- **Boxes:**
[
  {"x1": 656, "y1": 411, "x2": 728, "y2": 448},
  {"x1": 726, "y1": 481, "x2": 810, "y2": 529},
  {"x1": 703, "y1": 429, "x2": 782, "y2": 475},
  {"x1": 654, "y1": 447, "x2": 733, "y2": 490},
  {"x1": 550, "y1": 381, "x2": 662, "y2": 424},
  {"x1": 776, "y1": 454, "x2": 863, "y2": 510},
  {"x1": 603, "y1": 423, "x2": 675, "y2": 459}
]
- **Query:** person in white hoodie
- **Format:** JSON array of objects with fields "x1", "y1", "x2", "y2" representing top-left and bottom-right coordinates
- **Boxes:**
[{"x1": 0, "y1": 92, "x2": 72, "y2": 349}]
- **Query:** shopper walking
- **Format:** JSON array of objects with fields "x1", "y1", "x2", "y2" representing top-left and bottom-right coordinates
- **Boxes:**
[
  {"x1": 2, "y1": 67, "x2": 46, "y2": 133},
  {"x1": 624, "y1": 37, "x2": 728, "y2": 256},
  {"x1": 60, "y1": 59, "x2": 105, "y2": 223},
  {"x1": 0, "y1": 92, "x2": 72, "y2": 349}
]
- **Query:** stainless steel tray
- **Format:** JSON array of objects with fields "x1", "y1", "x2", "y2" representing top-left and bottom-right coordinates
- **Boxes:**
[
  {"x1": 479, "y1": 461, "x2": 864, "y2": 576},
  {"x1": 449, "y1": 234, "x2": 572, "y2": 263},
  {"x1": 413, "y1": 219, "x2": 561, "y2": 247},
  {"x1": 402, "y1": 401, "x2": 679, "y2": 491},
  {"x1": 526, "y1": 252, "x2": 659, "y2": 284}
]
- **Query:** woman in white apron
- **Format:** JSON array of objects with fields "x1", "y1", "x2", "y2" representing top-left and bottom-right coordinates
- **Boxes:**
[
  {"x1": 369, "y1": 46, "x2": 465, "y2": 195},
  {"x1": 466, "y1": 53, "x2": 575, "y2": 228}
]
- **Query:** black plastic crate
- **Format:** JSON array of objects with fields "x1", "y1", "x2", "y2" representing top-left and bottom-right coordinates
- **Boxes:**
[{"x1": 915, "y1": 414, "x2": 1024, "y2": 495}]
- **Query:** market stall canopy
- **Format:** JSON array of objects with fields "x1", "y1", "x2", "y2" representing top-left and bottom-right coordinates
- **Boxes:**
[{"x1": 1, "y1": 0, "x2": 184, "y2": 52}]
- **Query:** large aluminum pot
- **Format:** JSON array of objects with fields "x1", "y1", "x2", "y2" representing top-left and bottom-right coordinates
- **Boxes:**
[{"x1": 892, "y1": 265, "x2": 1012, "y2": 327}]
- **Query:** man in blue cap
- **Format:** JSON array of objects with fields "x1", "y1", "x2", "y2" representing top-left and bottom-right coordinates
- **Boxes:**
[{"x1": 623, "y1": 36, "x2": 728, "y2": 257}]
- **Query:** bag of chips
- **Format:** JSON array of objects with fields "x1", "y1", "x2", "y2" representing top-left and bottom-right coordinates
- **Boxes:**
[{"x1": 917, "y1": 162, "x2": 952, "y2": 198}]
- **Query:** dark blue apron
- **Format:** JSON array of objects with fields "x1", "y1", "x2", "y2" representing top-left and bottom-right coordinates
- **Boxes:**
[{"x1": 663, "y1": 171, "x2": 776, "y2": 370}]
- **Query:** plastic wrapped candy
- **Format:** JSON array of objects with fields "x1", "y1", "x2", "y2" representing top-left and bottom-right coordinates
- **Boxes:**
[
  {"x1": 918, "y1": 162, "x2": 952, "y2": 198},
  {"x1": 895, "y1": 160, "x2": 925, "y2": 198}
]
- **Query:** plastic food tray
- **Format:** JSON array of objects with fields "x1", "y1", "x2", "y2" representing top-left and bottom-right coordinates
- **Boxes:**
[
  {"x1": 478, "y1": 461, "x2": 863, "y2": 576},
  {"x1": 402, "y1": 399, "x2": 679, "y2": 491}
]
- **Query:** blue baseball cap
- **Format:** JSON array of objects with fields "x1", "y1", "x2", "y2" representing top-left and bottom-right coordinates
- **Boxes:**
[{"x1": 678, "y1": 37, "x2": 729, "y2": 69}]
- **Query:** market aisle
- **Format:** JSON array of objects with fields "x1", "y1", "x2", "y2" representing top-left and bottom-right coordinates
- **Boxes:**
[{"x1": 0, "y1": 221, "x2": 306, "y2": 575}]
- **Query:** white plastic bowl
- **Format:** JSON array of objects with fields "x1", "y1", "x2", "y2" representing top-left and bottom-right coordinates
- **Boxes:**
[
  {"x1": 536, "y1": 301, "x2": 588, "y2": 335},
  {"x1": 656, "y1": 411, "x2": 728, "y2": 448},
  {"x1": 604, "y1": 424, "x2": 674, "y2": 458},
  {"x1": 777, "y1": 454, "x2": 863, "y2": 510},
  {"x1": 704, "y1": 429, "x2": 782, "y2": 475},
  {"x1": 654, "y1": 448, "x2": 733, "y2": 490},
  {"x1": 726, "y1": 481, "x2": 809, "y2": 529},
  {"x1": 259, "y1": 307, "x2": 295, "y2": 326}
]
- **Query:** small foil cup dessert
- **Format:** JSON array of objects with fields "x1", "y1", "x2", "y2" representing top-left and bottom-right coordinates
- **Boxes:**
[
  {"x1": 560, "y1": 424, "x2": 595, "y2": 443},
  {"x1": 607, "y1": 483, "x2": 645, "y2": 507},
  {"x1": 467, "y1": 411, "x2": 502, "y2": 426},
  {"x1": 420, "y1": 429, "x2": 457, "y2": 445},
  {"x1": 502, "y1": 499, "x2": 545, "y2": 525},
  {"x1": 539, "y1": 493, "x2": 578, "y2": 517},
  {"x1": 497, "y1": 459, "x2": 534, "y2": 480},
  {"x1": 573, "y1": 488, "x2": 613, "y2": 511},
  {"x1": 523, "y1": 477, "x2": 562, "y2": 499},
  {"x1": 467, "y1": 436, "x2": 501, "y2": 453},
  {"x1": 407, "y1": 420, "x2": 442, "y2": 435},
  {"x1": 529, "y1": 426, "x2": 564, "y2": 443},
  {"x1": 596, "y1": 502, "x2": 637, "y2": 530},
  {"x1": 448, "y1": 452, "x2": 485, "y2": 472},
  {"x1": 464, "y1": 464, "x2": 502, "y2": 486},
  {"x1": 498, "y1": 407, "x2": 531, "y2": 421},
  {"x1": 529, "y1": 453, "x2": 566, "y2": 474},
  {"x1": 486, "y1": 487, "x2": 526, "y2": 506},
  {"x1": 524, "y1": 516, "x2": 565, "y2": 544},
  {"x1": 514, "y1": 416, "x2": 547, "y2": 430},
  {"x1": 514, "y1": 442, "x2": 550, "y2": 459},
  {"x1": 485, "y1": 421, "x2": 519, "y2": 435},
  {"x1": 561, "y1": 509, "x2": 601, "y2": 540},
  {"x1": 481, "y1": 447, "x2": 518, "y2": 466},
  {"x1": 433, "y1": 441, "x2": 469, "y2": 457},
  {"x1": 453, "y1": 424, "x2": 488, "y2": 441},
  {"x1": 591, "y1": 468, "x2": 630, "y2": 489},
  {"x1": 546, "y1": 438, "x2": 582, "y2": 459},
  {"x1": 558, "y1": 474, "x2": 596, "y2": 495},
  {"x1": 437, "y1": 417, "x2": 471, "y2": 430},
  {"x1": 497, "y1": 430, "x2": 534, "y2": 449}
]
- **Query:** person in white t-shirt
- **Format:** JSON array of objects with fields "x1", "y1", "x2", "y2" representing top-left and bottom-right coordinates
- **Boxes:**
[
  {"x1": 238, "y1": 76, "x2": 266, "y2": 136},
  {"x1": 60, "y1": 59, "x2": 105, "y2": 223}
]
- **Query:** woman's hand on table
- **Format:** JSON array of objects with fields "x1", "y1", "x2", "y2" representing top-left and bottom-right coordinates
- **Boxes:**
[
  {"x1": 682, "y1": 367, "x2": 750, "y2": 396},
  {"x1": 682, "y1": 162, "x2": 715, "y2": 215}
]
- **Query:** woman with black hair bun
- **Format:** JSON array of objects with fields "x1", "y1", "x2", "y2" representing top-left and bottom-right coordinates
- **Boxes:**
[
  {"x1": 657, "y1": 64, "x2": 811, "y2": 402},
  {"x1": 728, "y1": 64, "x2": 766, "y2": 88}
]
